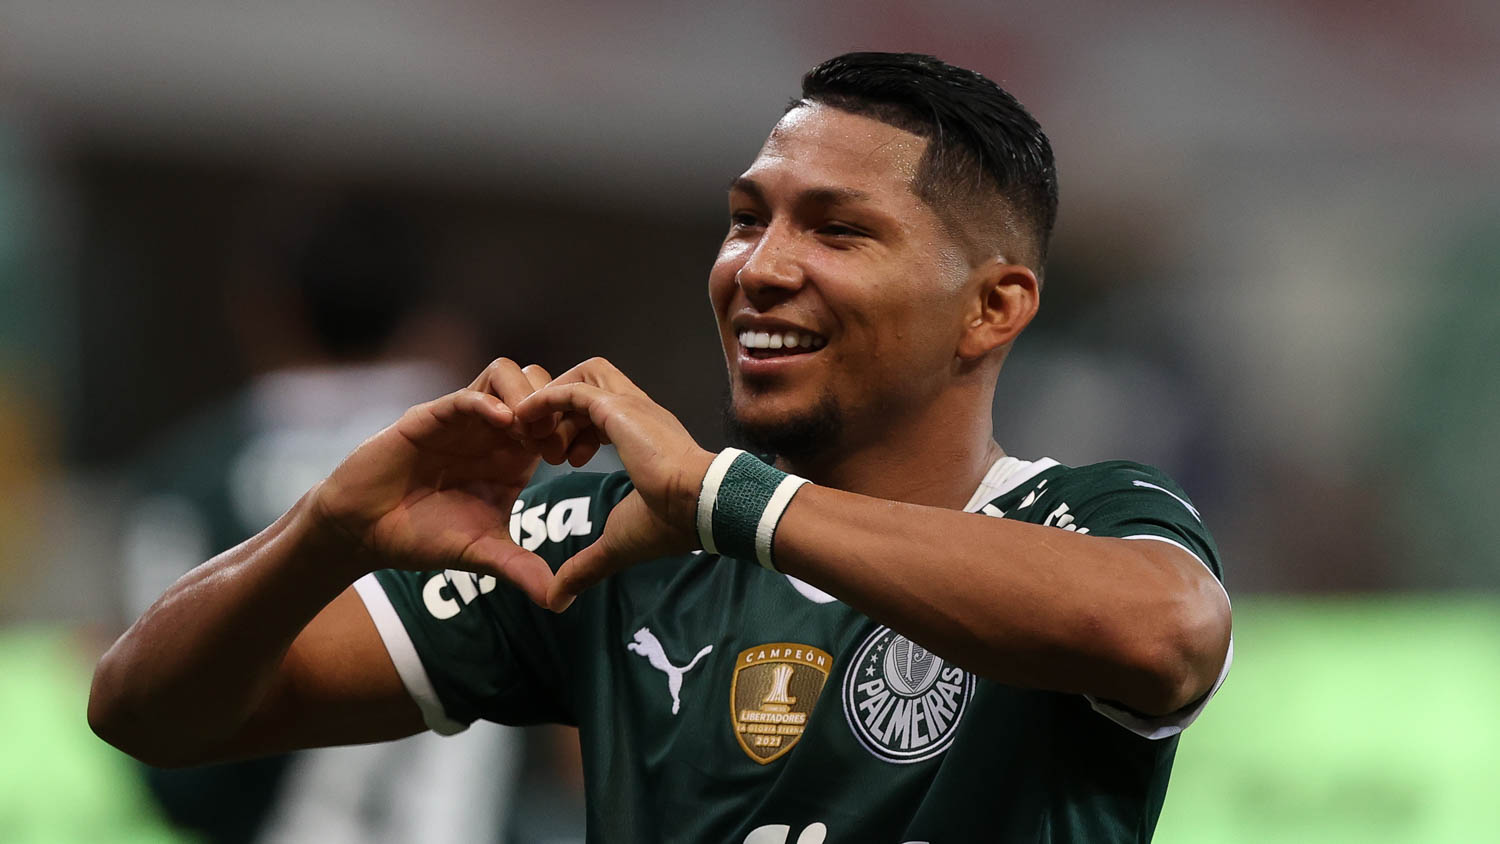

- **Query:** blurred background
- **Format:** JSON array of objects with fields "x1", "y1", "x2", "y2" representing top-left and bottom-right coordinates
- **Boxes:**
[{"x1": 1, "y1": 1, "x2": 1496, "y2": 841}]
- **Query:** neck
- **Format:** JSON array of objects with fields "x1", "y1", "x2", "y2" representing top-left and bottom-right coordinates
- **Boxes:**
[{"x1": 775, "y1": 391, "x2": 1004, "y2": 511}]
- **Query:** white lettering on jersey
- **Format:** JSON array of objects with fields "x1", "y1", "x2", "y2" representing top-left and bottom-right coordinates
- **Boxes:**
[
  {"x1": 743, "y1": 823, "x2": 926, "y2": 844},
  {"x1": 546, "y1": 496, "x2": 594, "y2": 542},
  {"x1": 1015, "y1": 478, "x2": 1048, "y2": 510},
  {"x1": 1042, "y1": 502, "x2": 1090, "y2": 534},
  {"x1": 744, "y1": 823, "x2": 826, "y2": 844},
  {"x1": 626, "y1": 627, "x2": 713, "y2": 715},
  {"x1": 509, "y1": 496, "x2": 595, "y2": 550},
  {"x1": 422, "y1": 570, "x2": 498, "y2": 620}
]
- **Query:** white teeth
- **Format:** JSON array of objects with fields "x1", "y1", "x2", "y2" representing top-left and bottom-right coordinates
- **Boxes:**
[{"x1": 738, "y1": 329, "x2": 826, "y2": 351}]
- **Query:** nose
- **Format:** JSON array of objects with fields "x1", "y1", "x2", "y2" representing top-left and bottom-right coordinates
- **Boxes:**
[{"x1": 735, "y1": 222, "x2": 804, "y2": 306}]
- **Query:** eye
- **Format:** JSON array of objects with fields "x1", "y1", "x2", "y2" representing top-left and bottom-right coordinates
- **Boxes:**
[
  {"x1": 818, "y1": 222, "x2": 867, "y2": 239},
  {"x1": 729, "y1": 211, "x2": 763, "y2": 230}
]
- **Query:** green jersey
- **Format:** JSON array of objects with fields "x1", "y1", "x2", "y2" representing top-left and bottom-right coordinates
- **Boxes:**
[{"x1": 356, "y1": 456, "x2": 1229, "y2": 843}]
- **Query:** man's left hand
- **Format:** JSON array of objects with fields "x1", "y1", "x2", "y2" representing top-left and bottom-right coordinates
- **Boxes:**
[{"x1": 513, "y1": 358, "x2": 715, "y2": 611}]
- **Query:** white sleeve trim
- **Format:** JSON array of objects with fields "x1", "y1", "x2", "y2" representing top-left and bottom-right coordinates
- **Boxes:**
[
  {"x1": 353, "y1": 574, "x2": 468, "y2": 736},
  {"x1": 1082, "y1": 534, "x2": 1233, "y2": 740},
  {"x1": 1085, "y1": 638, "x2": 1233, "y2": 740},
  {"x1": 1121, "y1": 533, "x2": 1231, "y2": 608}
]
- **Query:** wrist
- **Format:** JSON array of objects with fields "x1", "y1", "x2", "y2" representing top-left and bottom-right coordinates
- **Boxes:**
[
  {"x1": 296, "y1": 483, "x2": 383, "y2": 582},
  {"x1": 695, "y1": 449, "x2": 809, "y2": 572},
  {"x1": 669, "y1": 448, "x2": 718, "y2": 531}
]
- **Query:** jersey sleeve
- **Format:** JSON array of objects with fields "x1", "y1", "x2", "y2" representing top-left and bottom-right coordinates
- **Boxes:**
[
  {"x1": 1017, "y1": 460, "x2": 1231, "y2": 740},
  {"x1": 353, "y1": 470, "x2": 634, "y2": 733}
]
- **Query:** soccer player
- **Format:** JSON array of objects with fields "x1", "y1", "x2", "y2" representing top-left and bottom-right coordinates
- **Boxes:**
[{"x1": 91, "y1": 53, "x2": 1233, "y2": 842}]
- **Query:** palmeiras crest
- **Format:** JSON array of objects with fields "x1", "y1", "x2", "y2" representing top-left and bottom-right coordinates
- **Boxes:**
[{"x1": 842, "y1": 626, "x2": 974, "y2": 764}]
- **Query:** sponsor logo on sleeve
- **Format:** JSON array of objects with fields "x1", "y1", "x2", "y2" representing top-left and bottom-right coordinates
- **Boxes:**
[
  {"x1": 731, "y1": 643, "x2": 832, "y2": 764},
  {"x1": 421, "y1": 495, "x2": 595, "y2": 620},
  {"x1": 422, "y1": 570, "x2": 497, "y2": 619},
  {"x1": 842, "y1": 626, "x2": 973, "y2": 764}
]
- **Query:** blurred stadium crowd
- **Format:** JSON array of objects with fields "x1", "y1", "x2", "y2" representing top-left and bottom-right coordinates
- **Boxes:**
[{"x1": 1, "y1": 1, "x2": 1496, "y2": 842}]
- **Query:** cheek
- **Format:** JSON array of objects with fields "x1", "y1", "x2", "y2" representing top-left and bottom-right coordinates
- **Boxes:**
[{"x1": 708, "y1": 245, "x2": 747, "y2": 314}]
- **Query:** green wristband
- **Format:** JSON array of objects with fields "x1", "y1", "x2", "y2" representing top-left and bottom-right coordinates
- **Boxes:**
[{"x1": 697, "y1": 450, "x2": 809, "y2": 572}]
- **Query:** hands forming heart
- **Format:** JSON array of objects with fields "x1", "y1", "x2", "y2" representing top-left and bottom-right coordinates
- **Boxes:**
[{"x1": 310, "y1": 357, "x2": 715, "y2": 612}]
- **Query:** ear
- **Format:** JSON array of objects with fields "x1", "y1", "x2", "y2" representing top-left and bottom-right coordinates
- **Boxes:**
[{"x1": 956, "y1": 262, "x2": 1040, "y2": 361}]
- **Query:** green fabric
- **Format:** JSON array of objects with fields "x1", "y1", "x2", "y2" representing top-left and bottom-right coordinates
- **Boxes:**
[{"x1": 375, "y1": 460, "x2": 1221, "y2": 842}]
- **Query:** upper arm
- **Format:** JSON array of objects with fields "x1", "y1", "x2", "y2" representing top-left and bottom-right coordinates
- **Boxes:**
[
  {"x1": 1049, "y1": 462, "x2": 1232, "y2": 725},
  {"x1": 209, "y1": 586, "x2": 427, "y2": 762}
]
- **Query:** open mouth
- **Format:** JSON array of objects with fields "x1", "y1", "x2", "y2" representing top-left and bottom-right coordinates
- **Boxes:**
[{"x1": 737, "y1": 329, "x2": 827, "y2": 359}]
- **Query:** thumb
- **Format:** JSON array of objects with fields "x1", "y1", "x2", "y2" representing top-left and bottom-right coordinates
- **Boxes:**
[
  {"x1": 464, "y1": 533, "x2": 556, "y2": 609},
  {"x1": 547, "y1": 491, "x2": 681, "y2": 612},
  {"x1": 547, "y1": 538, "x2": 626, "y2": 613}
]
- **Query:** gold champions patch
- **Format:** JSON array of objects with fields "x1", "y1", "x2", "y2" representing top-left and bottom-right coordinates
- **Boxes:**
[{"x1": 731, "y1": 642, "x2": 833, "y2": 764}]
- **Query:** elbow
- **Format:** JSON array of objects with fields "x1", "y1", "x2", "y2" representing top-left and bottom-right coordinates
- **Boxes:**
[
  {"x1": 88, "y1": 650, "x2": 130, "y2": 749},
  {"x1": 88, "y1": 653, "x2": 151, "y2": 761},
  {"x1": 1119, "y1": 584, "x2": 1232, "y2": 716},
  {"x1": 88, "y1": 697, "x2": 201, "y2": 768},
  {"x1": 88, "y1": 652, "x2": 196, "y2": 768}
]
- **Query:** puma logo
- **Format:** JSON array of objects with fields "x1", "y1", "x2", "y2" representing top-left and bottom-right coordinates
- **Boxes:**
[{"x1": 627, "y1": 627, "x2": 713, "y2": 715}]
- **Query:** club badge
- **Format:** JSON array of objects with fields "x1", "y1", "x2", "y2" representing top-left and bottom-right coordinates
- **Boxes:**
[
  {"x1": 731, "y1": 642, "x2": 833, "y2": 764},
  {"x1": 842, "y1": 626, "x2": 974, "y2": 764}
]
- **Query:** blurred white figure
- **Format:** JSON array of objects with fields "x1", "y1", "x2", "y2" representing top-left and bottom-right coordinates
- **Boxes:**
[{"x1": 119, "y1": 201, "x2": 543, "y2": 843}]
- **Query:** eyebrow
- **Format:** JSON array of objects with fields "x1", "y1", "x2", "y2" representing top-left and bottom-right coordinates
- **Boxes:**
[{"x1": 728, "y1": 176, "x2": 873, "y2": 207}]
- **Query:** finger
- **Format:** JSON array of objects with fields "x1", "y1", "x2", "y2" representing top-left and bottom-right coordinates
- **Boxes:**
[
  {"x1": 424, "y1": 389, "x2": 513, "y2": 430},
  {"x1": 521, "y1": 364, "x2": 553, "y2": 389},
  {"x1": 547, "y1": 491, "x2": 671, "y2": 611},
  {"x1": 548, "y1": 356, "x2": 649, "y2": 400},
  {"x1": 463, "y1": 534, "x2": 556, "y2": 609},
  {"x1": 565, "y1": 428, "x2": 601, "y2": 467},
  {"x1": 519, "y1": 363, "x2": 557, "y2": 435},
  {"x1": 514, "y1": 382, "x2": 617, "y2": 431},
  {"x1": 472, "y1": 358, "x2": 547, "y2": 413},
  {"x1": 520, "y1": 363, "x2": 573, "y2": 458},
  {"x1": 469, "y1": 356, "x2": 523, "y2": 392},
  {"x1": 547, "y1": 538, "x2": 633, "y2": 612}
]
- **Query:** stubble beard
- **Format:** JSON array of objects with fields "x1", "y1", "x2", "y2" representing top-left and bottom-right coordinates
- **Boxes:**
[{"x1": 724, "y1": 387, "x2": 844, "y2": 462}]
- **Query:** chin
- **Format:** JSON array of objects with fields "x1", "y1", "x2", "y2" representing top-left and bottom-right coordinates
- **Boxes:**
[{"x1": 725, "y1": 389, "x2": 843, "y2": 460}]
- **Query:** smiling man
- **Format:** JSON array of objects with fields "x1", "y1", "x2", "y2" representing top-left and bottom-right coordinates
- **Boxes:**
[{"x1": 90, "y1": 53, "x2": 1232, "y2": 843}]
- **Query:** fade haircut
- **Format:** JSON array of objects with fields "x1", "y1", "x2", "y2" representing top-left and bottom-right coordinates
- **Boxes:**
[{"x1": 797, "y1": 52, "x2": 1058, "y2": 270}]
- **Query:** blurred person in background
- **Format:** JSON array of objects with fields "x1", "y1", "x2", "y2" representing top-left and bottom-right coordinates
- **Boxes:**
[
  {"x1": 117, "y1": 199, "x2": 526, "y2": 844},
  {"x1": 91, "y1": 53, "x2": 1231, "y2": 843}
]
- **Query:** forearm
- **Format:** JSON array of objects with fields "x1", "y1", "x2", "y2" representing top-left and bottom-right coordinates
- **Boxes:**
[
  {"x1": 89, "y1": 488, "x2": 368, "y2": 764},
  {"x1": 771, "y1": 486, "x2": 1229, "y2": 714}
]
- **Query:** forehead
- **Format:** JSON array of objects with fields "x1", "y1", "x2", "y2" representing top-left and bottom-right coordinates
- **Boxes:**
[{"x1": 739, "y1": 103, "x2": 929, "y2": 203}]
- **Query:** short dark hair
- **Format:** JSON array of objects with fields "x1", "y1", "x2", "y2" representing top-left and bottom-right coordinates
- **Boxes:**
[{"x1": 798, "y1": 52, "x2": 1058, "y2": 267}]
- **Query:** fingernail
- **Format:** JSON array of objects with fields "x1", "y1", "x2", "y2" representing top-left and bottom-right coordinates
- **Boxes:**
[{"x1": 551, "y1": 595, "x2": 575, "y2": 613}]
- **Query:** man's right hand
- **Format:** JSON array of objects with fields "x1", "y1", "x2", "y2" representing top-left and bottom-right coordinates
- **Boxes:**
[{"x1": 308, "y1": 358, "x2": 572, "y2": 608}]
